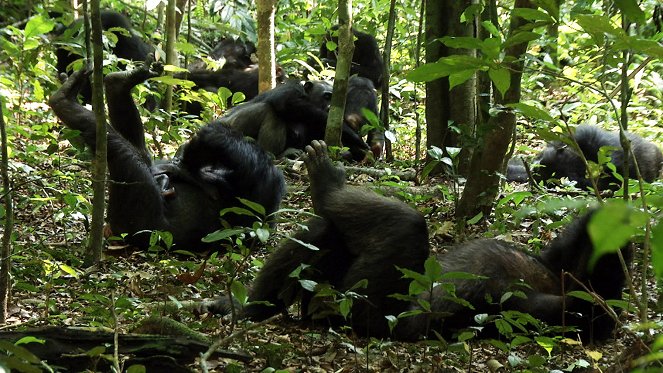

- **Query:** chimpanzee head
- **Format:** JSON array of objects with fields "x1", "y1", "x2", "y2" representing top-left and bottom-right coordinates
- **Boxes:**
[
  {"x1": 209, "y1": 38, "x2": 257, "y2": 69},
  {"x1": 535, "y1": 142, "x2": 588, "y2": 187},
  {"x1": 303, "y1": 80, "x2": 333, "y2": 112}
]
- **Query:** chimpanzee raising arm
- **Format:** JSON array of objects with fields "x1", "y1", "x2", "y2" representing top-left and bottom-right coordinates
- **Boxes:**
[
  {"x1": 49, "y1": 58, "x2": 285, "y2": 250},
  {"x1": 202, "y1": 142, "x2": 630, "y2": 342}
]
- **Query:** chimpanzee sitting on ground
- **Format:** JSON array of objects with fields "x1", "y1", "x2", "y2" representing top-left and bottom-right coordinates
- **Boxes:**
[
  {"x1": 49, "y1": 57, "x2": 285, "y2": 251},
  {"x1": 201, "y1": 141, "x2": 631, "y2": 342},
  {"x1": 343, "y1": 76, "x2": 384, "y2": 159},
  {"x1": 218, "y1": 80, "x2": 371, "y2": 160},
  {"x1": 316, "y1": 26, "x2": 385, "y2": 88},
  {"x1": 507, "y1": 125, "x2": 663, "y2": 190},
  {"x1": 54, "y1": 10, "x2": 155, "y2": 105}
]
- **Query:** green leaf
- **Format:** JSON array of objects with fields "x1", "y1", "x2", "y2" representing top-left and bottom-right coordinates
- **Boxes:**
[
  {"x1": 288, "y1": 236, "x2": 320, "y2": 251},
  {"x1": 299, "y1": 279, "x2": 317, "y2": 291},
  {"x1": 255, "y1": 227, "x2": 270, "y2": 243},
  {"x1": 575, "y1": 14, "x2": 623, "y2": 43},
  {"x1": 588, "y1": 201, "x2": 647, "y2": 268},
  {"x1": 512, "y1": 8, "x2": 555, "y2": 23},
  {"x1": 567, "y1": 290, "x2": 595, "y2": 303},
  {"x1": 231, "y1": 281, "x2": 249, "y2": 304},
  {"x1": 126, "y1": 365, "x2": 147, "y2": 373},
  {"x1": 424, "y1": 257, "x2": 442, "y2": 280},
  {"x1": 481, "y1": 21, "x2": 501, "y2": 39},
  {"x1": 502, "y1": 31, "x2": 541, "y2": 49},
  {"x1": 534, "y1": 336, "x2": 556, "y2": 357},
  {"x1": 489, "y1": 67, "x2": 510, "y2": 98},
  {"x1": 14, "y1": 337, "x2": 45, "y2": 346},
  {"x1": 508, "y1": 102, "x2": 555, "y2": 122},
  {"x1": 239, "y1": 198, "x2": 266, "y2": 215},
  {"x1": 24, "y1": 15, "x2": 55, "y2": 40},
  {"x1": 339, "y1": 298, "x2": 352, "y2": 318},
  {"x1": 449, "y1": 69, "x2": 477, "y2": 90},
  {"x1": 202, "y1": 228, "x2": 245, "y2": 243},
  {"x1": 439, "y1": 36, "x2": 483, "y2": 50},
  {"x1": 59, "y1": 264, "x2": 78, "y2": 278},
  {"x1": 613, "y1": 0, "x2": 646, "y2": 24}
]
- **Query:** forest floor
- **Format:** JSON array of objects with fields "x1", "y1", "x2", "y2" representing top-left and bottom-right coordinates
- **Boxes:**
[{"x1": 3, "y1": 146, "x2": 656, "y2": 372}]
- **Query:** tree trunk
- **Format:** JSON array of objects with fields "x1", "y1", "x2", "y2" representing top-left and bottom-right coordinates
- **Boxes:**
[
  {"x1": 325, "y1": 0, "x2": 354, "y2": 148},
  {"x1": 380, "y1": 0, "x2": 396, "y2": 161},
  {"x1": 424, "y1": 0, "x2": 448, "y2": 159},
  {"x1": 456, "y1": 0, "x2": 536, "y2": 220},
  {"x1": 85, "y1": 0, "x2": 107, "y2": 266},
  {"x1": 162, "y1": 0, "x2": 177, "y2": 121},
  {"x1": 256, "y1": 0, "x2": 277, "y2": 93},
  {"x1": 0, "y1": 95, "x2": 12, "y2": 322},
  {"x1": 446, "y1": 0, "x2": 478, "y2": 176},
  {"x1": 425, "y1": 0, "x2": 476, "y2": 175}
]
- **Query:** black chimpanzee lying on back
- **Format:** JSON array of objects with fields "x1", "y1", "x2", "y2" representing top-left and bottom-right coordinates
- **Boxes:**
[
  {"x1": 201, "y1": 141, "x2": 631, "y2": 342},
  {"x1": 54, "y1": 10, "x2": 155, "y2": 105},
  {"x1": 315, "y1": 26, "x2": 385, "y2": 88},
  {"x1": 218, "y1": 78, "x2": 373, "y2": 161},
  {"x1": 507, "y1": 125, "x2": 663, "y2": 190},
  {"x1": 49, "y1": 57, "x2": 285, "y2": 251}
]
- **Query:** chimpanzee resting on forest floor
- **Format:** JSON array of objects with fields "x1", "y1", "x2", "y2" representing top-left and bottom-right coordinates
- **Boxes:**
[
  {"x1": 48, "y1": 57, "x2": 285, "y2": 251},
  {"x1": 507, "y1": 125, "x2": 662, "y2": 190},
  {"x1": 218, "y1": 79, "x2": 373, "y2": 161},
  {"x1": 201, "y1": 141, "x2": 631, "y2": 342}
]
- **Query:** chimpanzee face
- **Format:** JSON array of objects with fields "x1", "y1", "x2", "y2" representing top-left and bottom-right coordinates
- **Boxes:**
[{"x1": 303, "y1": 80, "x2": 333, "y2": 112}]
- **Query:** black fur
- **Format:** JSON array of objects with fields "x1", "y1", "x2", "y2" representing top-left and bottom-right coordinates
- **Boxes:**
[
  {"x1": 202, "y1": 141, "x2": 630, "y2": 342},
  {"x1": 507, "y1": 125, "x2": 662, "y2": 189},
  {"x1": 48, "y1": 58, "x2": 285, "y2": 251},
  {"x1": 317, "y1": 26, "x2": 385, "y2": 88}
]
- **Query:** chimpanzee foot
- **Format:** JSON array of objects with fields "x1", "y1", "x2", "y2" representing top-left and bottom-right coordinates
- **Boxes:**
[
  {"x1": 104, "y1": 55, "x2": 163, "y2": 94},
  {"x1": 49, "y1": 68, "x2": 93, "y2": 106},
  {"x1": 303, "y1": 141, "x2": 347, "y2": 207}
]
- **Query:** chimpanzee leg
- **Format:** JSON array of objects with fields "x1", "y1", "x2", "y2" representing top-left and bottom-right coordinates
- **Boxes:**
[
  {"x1": 104, "y1": 57, "x2": 163, "y2": 161},
  {"x1": 49, "y1": 66, "x2": 167, "y2": 237},
  {"x1": 242, "y1": 217, "x2": 345, "y2": 320},
  {"x1": 49, "y1": 70, "x2": 98, "y2": 148},
  {"x1": 302, "y1": 141, "x2": 430, "y2": 337}
]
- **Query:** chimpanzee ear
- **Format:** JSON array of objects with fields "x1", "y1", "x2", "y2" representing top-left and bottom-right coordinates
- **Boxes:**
[{"x1": 303, "y1": 81, "x2": 314, "y2": 95}]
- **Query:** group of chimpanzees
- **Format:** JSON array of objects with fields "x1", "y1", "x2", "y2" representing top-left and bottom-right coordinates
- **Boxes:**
[
  {"x1": 507, "y1": 125, "x2": 663, "y2": 190},
  {"x1": 198, "y1": 140, "x2": 631, "y2": 343},
  {"x1": 50, "y1": 57, "x2": 285, "y2": 251},
  {"x1": 49, "y1": 10, "x2": 638, "y2": 344},
  {"x1": 53, "y1": 10, "x2": 384, "y2": 161}
]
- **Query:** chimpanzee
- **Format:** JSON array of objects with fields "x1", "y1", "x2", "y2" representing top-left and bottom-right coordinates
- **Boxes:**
[
  {"x1": 208, "y1": 38, "x2": 257, "y2": 69},
  {"x1": 344, "y1": 75, "x2": 384, "y2": 159},
  {"x1": 200, "y1": 141, "x2": 631, "y2": 342},
  {"x1": 188, "y1": 38, "x2": 256, "y2": 71},
  {"x1": 218, "y1": 79, "x2": 370, "y2": 160},
  {"x1": 54, "y1": 10, "x2": 155, "y2": 105},
  {"x1": 507, "y1": 125, "x2": 663, "y2": 190},
  {"x1": 505, "y1": 157, "x2": 529, "y2": 182},
  {"x1": 48, "y1": 57, "x2": 285, "y2": 251},
  {"x1": 180, "y1": 64, "x2": 285, "y2": 111},
  {"x1": 316, "y1": 26, "x2": 385, "y2": 88}
]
